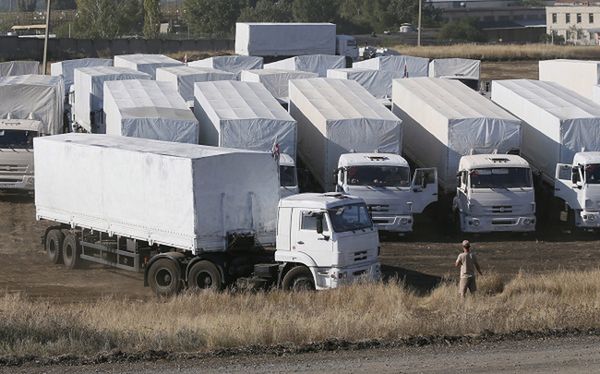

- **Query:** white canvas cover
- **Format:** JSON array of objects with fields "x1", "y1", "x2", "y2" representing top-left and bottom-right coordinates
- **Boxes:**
[
  {"x1": 114, "y1": 54, "x2": 182, "y2": 79},
  {"x1": 492, "y1": 79, "x2": 600, "y2": 182},
  {"x1": 188, "y1": 56, "x2": 263, "y2": 80},
  {"x1": 34, "y1": 134, "x2": 279, "y2": 253},
  {"x1": 289, "y1": 78, "x2": 402, "y2": 189},
  {"x1": 392, "y1": 77, "x2": 521, "y2": 192},
  {"x1": 327, "y1": 68, "x2": 402, "y2": 100},
  {"x1": 0, "y1": 61, "x2": 39, "y2": 77},
  {"x1": 51, "y1": 58, "x2": 113, "y2": 92},
  {"x1": 73, "y1": 66, "x2": 151, "y2": 133},
  {"x1": 194, "y1": 80, "x2": 297, "y2": 159},
  {"x1": 0, "y1": 75, "x2": 64, "y2": 135},
  {"x1": 353, "y1": 55, "x2": 429, "y2": 78},
  {"x1": 156, "y1": 65, "x2": 235, "y2": 105},
  {"x1": 104, "y1": 80, "x2": 199, "y2": 144},
  {"x1": 539, "y1": 59, "x2": 600, "y2": 100},
  {"x1": 235, "y1": 22, "x2": 336, "y2": 56},
  {"x1": 240, "y1": 69, "x2": 318, "y2": 103},
  {"x1": 264, "y1": 55, "x2": 345, "y2": 77},
  {"x1": 429, "y1": 58, "x2": 480, "y2": 80}
]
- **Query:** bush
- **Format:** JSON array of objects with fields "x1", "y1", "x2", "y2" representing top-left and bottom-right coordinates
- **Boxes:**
[{"x1": 439, "y1": 18, "x2": 487, "y2": 43}]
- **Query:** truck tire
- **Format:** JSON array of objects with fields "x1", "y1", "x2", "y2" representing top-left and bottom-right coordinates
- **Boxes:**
[
  {"x1": 45, "y1": 229, "x2": 64, "y2": 264},
  {"x1": 148, "y1": 259, "x2": 182, "y2": 297},
  {"x1": 62, "y1": 233, "x2": 82, "y2": 270},
  {"x1": 282, "y1": 266, "x2": 315, "y2": 291},
  {"x1": 187, "y1": 261, "x2": 222, "y2": 291}
]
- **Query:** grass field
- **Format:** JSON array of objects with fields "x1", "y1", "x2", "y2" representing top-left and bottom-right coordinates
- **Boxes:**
[{"x1": 1, "y1": 269, "x2": 599, "y2": 359}]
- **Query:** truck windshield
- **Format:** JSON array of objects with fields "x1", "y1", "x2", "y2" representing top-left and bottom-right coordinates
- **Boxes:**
[
  {"x1": 347, "y1": 166, "x2": 410, "y2": 187},
  {"x1": 470, "y1": 167, "x2": 532, "y2": 189},
  {"x1": 0, "y1": 130, "x2": 36, "y2": 148},
  {"x1": 328, "y1": 203, "x2": 373, "y2": 232},
  {"x1": 280, "y1": 165, "x2": 297, "y2": 187},
  {"x1": 585, "y1": 164, "x2": 600, "y2": 184}
]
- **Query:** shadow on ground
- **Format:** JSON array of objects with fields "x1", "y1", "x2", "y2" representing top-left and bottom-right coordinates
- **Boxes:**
[{"x1": 381, "y1": 265, "x2": 442, "y2": 295}]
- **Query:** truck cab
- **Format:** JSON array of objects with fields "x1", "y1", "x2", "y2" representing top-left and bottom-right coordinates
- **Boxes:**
[
  {"x1": 0, "y1": 117, "x2": 41, "y2": 191},
  {"x1": 335, "y1": 153, "x2": 438, "y2": 233},
  {"x1": 336, "y1": 35, "x2": 359, "y2": 62},
  {"x1": 555, "y1": 152, "x2": 600, "y2": 229},
  {"x1": 279, "y1": 153, "x2": 299, "y2": 199},
  {"x1": 275, "y1": 193, "x2": 381, "y2": 289},
  {"x1": 454, "y1": 154, "x2": 536, "y2": 233}
]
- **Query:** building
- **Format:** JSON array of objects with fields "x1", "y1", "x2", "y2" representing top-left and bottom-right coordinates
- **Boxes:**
[{"x1": 546, "y1": 3, "x2": 600, "y2": 44}]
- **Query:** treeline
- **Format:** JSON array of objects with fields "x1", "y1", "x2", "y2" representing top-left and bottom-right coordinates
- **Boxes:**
[{"x1": 64, "y1": 0, "x2": 440, "y2": 39}]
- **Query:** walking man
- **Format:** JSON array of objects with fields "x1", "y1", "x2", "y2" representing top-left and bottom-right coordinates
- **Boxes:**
[{"x1": 455, "y1": 240, "x2": 482, "y2": 298}]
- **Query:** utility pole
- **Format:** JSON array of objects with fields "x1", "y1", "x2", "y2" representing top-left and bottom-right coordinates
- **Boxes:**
[
  {"x1": 42, "y1": 0, "x2": 52, "y2": 75},
  {"x1": 417, "y1": 0, "x2": 422, "y2": 47}
]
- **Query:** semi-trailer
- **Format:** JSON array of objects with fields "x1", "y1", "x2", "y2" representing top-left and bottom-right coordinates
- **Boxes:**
[
  {"x1": 392, "y1": 77, "x2": 534, "y2": 233},
  {"x1": 35, "y1": 134, "x2": 381, "y2": 296},
  {"x1": 492, "y1": 79, "x2": 600, "y2": 230}
]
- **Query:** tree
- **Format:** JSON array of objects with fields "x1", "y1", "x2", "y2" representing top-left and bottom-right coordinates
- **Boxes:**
[
  {"x1": 184, "y1": 0, "x2": 241, "y2": 37},
  {"x1": 238, "y1": 0, "x2": 293, "y2": 23},
  {"x1": 17, "y1": 0, "x2": 36, "y2": 11},
  {"x1": 292, "y1": 0, "x2": 338, "y2": 23},
  {"x1": 438, "y1": 17, "x2": 486, "y2": 42},
  {"x1": 52, "y1": 0, "x2": 77, "y2": 9},
  {"x1": 73, "y1": 0, "x2": 143, "y2": 39},
  {"x1": 143, "y1": 0, "x2": 161, "y2": 39}
]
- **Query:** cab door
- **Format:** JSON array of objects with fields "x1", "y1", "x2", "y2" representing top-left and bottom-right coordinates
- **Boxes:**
[
  {"x1": 409, "y1": 168, "x2": 438, "y2": 213},
  {"x1": 555, "y1": 164, "x2": 582, "y2": 210},
  {"x1": 290, "y1": 209, "x2": 333, "y2": 267}
]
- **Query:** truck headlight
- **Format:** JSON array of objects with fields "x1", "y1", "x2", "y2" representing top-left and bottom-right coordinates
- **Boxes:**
[
  {"x1": 400, "y1": 218, "x2": 409, "y2": 225},
  {"x1": 523, "y1": 218, "x2": 531, "y2": 225}
]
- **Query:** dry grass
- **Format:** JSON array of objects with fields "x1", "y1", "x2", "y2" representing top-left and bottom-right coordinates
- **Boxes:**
[
  {"x1": 392, "y1": 44, "x2": 600, "y2": 61},
  {"x1": 1, "y1": 269, "x2": 600, "y2": 358}
]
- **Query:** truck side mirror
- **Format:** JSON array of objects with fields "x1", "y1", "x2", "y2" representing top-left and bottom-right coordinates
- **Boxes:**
[{"x1": 316, "y1": 214, "x2": 324, "y2": 234}]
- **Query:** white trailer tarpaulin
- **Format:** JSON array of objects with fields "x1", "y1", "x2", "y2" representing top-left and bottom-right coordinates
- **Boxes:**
[
  {"x1": 428, "y1": 58, "x2": 480, "y2": 80},
  {"x1": 289, "y1": 78, "x2": 402, "y2": 189},
  {"x1": 194, "y1": 80, "x2": 297, "y2": 158},
  {"x1": 240, "y1": 69, "x2": 318, "y2": 103},
  {"x1": 393, "y1": 77, "x2": 521, "y2": 192},
  {"x1": 327, "y1": 68, "x2": 402, "y2": 100},
  {"x1": 0, "y1": 61, "x2": 39, "y2": 77},
  {"x1": 235, "y1": 22, "x2": 336, "y2": 56},
  {"x1": 51, "y1": 58, "x2": 113, "y2": 92},
  {"x1": 34, "y1": 134, "x2": 279, "y2": 252},
  {"x1": 188, "y1": 56, "x2": 263, "y2": 80},
  {"x1": 0, "y1": 75, "x2": 64, "y2": 135},
  {"x1": 104, "y1": 80, "x2": 199, "y2": 144},
  {"x1": 492, "y1": 79, "x2": 600, "y2": 182},
  {"x1": 539, "y1": 59, "x2": 600, "y2": 100},
  {"x1": 156, "y1": 65, "x2": 235, "y2": 105},
  {"x1": 74, "y1": 66, "x2": 151, "y2": 133},
  {"x1": 353, "y1": 55, "x2": 429, "y2": 78},
  {"x1": 114, "y1": 54, "x2": 182, "y2": 79},
  {"x1": 264, "y1": 55, "x2": 345, "y2": 77}
]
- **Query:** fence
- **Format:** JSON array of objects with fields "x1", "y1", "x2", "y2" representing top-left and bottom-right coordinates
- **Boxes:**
[{"x1": 0, "y1": 37, "x2": 234, "y2": 61}]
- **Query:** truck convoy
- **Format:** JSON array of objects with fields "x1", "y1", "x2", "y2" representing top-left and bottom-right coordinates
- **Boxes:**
[
  {"x1": 492, "y1": 79, "x2": 600, "y2": 230},
  {"x1": 235, "y1": 22, "x2": 359, "y2": 62},
  {"x1": 0, "y1": 75, "x2": 64, "y2": 191},
  {"x1": 392, "y1": 77, "x2": 534, "y2": 233},
  {"x1": 35, "y1": 134, "x2": 381, "y2": 296},
  {"x1": 289, "y1": 78, "x2": 437, "y2": 233}
]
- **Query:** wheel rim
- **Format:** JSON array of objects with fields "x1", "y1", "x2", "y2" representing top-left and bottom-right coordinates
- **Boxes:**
[
  {"x1": 292, "y1": 277, "x2": 313, "y2": 291},
  {"x1": 155, "y1": 268, "x2": 173, "y2": 288},
  {"x1": 194, "y1": 271, "x2": 213, "y2": 289},
  {"x1": 64, "y1": 244, "x2": 73, "y2": 261},
  {"x1": 48, "y1": 239, "x2": 57, "y2": 257}
]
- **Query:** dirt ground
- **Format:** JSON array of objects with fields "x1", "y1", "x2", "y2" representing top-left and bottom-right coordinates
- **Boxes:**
[
  {"x1": 481, "y1": 60, "x2": 538, "y2": 80},
  {"x1": 1, "y1": 194, "x2": 599, "y2": 302}
]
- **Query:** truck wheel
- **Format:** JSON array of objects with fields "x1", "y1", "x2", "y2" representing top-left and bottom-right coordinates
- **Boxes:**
[
  {"x1": 62, "y1": 233, "x2": 82, "y2": 270},
  {"x1": 45, "y1": 229, "x2": 64, "y2": 264},
  {"x1": 282, "y1": 266, "x2": 315, "y2": 291},
  {"x1": 187, "y1": 261, "x2": 222, "y2": 291},
  {"x1": 148, "y1": 259, "x2": 182, "y2": 297}
]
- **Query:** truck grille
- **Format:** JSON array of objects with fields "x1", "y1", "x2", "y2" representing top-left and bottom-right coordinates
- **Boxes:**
[
  {"x1": 0, "y1": 164, "x2": 28, "y2": 175},
  {"x1": 368, "y1": 204, "x2": 389, "y2": 212},
  {"x1": 491, "y1": 205, "x2": 513, "y2": 214},
  {"x1": 354, "y1": 250, "x2": 368, "y2": 262}
]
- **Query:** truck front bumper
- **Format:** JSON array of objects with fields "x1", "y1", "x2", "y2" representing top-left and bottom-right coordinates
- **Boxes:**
[
  {"x1": 577, "y1": 211, "x2": 600, "y2": 228},
  {"x1": 461, "y1": 214, "x2": 536, "y2": 233},
  {"x1": 371, "y1": 214, "x2": 413, "y2": 233},
  {"x1": 313, "y1": 262, "x2": 381, "y2": 290},
  {"x1": 0, "y1": 175, "x2": 34, "y2": 191}
]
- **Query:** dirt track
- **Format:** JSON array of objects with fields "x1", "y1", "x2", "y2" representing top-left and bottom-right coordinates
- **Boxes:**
[{"x1": 1, "y1": 194, "x2": 599, "y2": 302}]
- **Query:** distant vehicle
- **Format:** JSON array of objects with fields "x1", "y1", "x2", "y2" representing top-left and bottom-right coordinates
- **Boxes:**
[{"x1": 10, "y1": 25, "x2": 55, "y2": 39}]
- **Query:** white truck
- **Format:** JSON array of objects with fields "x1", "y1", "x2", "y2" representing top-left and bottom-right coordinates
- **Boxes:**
[
  {"x1": 392, "y1": 78, "x2": 534, "y2": 233},
  {"x1": 336, "y1": 153, "x2": 437, "y2": 233},
  {"x1": 235, "y1": 22, "x2": 359, "y2": 62},
  {"x1": 454, "y1": 154, "x2": 536, "y2": 233},
  {"x1": 35, "y1": 134, "x2": 380, "y2": 296},
  {"x1": 492, "y1": 79, "x2": 600, "y2": 230}
]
